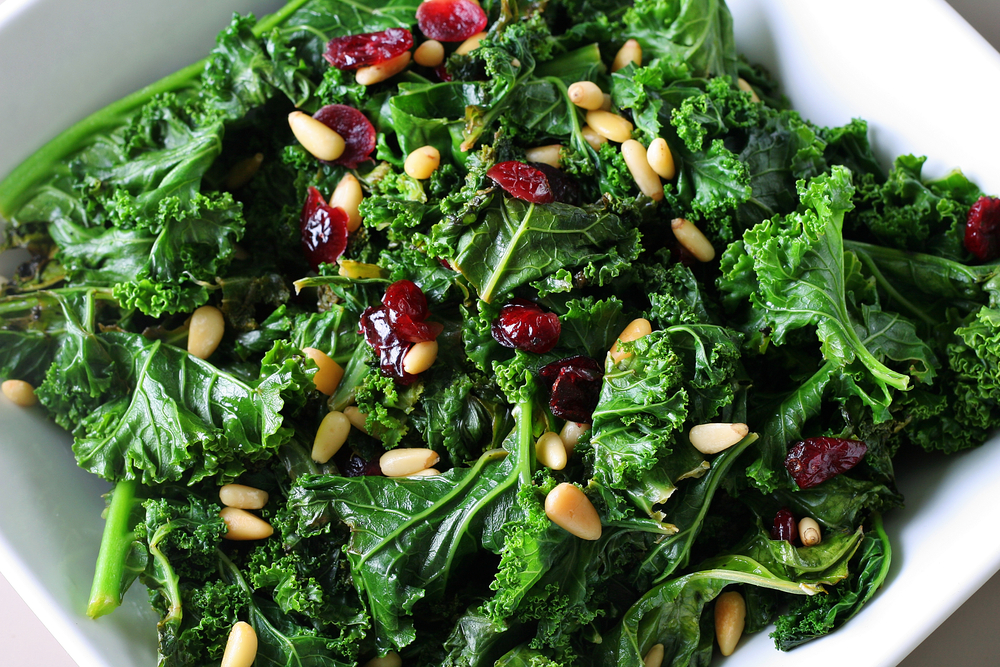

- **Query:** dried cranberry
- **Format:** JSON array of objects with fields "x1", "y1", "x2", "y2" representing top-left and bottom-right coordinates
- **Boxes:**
[
  {"x1": 393, "y1": 313, "x2": 445, "y2": 344},
  {"x1": 539, "y1": 355, "x2": 604, "y2": 423},
  {"x1": 323, "y1": 28, "x2": 414, "y2": 70},
  {"x1": 343, "y1": 452, "x2": 383, "y2": 477},
  {"x1": 434, "y1": 65, "x2": 453, "y2": 82},
  {"x1": 770, "y1": 508, "x2": 797, "y2": 543},
  {"x1": 487, "y1": 161, "x2": 555, "y2": 204},
  {"x1": 300, "y1": 187, "x2": 348, "y2": 271},
  {"x1": 416, "y1": 0, "x2": 488, "y2": 42},
  {"x1": 312, "y1": 104, "x2": 376, "y2": 169},
  {"x1": 383, "y1": 280, "x2": 429, "y2": 322},
  {"x1": 964, "y1": 195, "x2": 1000, "y2": 261},
  {"x1": 784, "y1": 437, "x2": 867, "y2": 489},
  {"x1": 491, "y1": 299, "x2": 561, "y2": 353},
  {"x1": 360, "y1": 306, "x2": 419, "y2": 384},
  {"x1": 528, "y1": 162, "x2": 581, "y2": 206}
]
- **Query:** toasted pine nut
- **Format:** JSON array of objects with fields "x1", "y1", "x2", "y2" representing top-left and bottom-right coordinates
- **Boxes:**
[
  {"x1": 312, "y1": 411, "x2": 351, "y2": 464},
  {"x1": 356, "y1": 50, "x2": 412, "y2": 85},
  {"x1": 714, "y1": 590, "x2": 746, "y2": 656},
  {"x1": 288, "y1": 111, "x2": 345, "y2": 161},
  {"x1": 330, "y1": 173, "x2": 364, "y2": 232},
  {"x1": 535, "y1": 431, "x2": 568, "y2": 471},
  {"x1": 646, "y1": 138, "x2": 676, "y2": 180},
  {"x1": 380, "y1": 448, "x2": 441, "y2": 477},
  {"x1": 612, "y1": 39, "x2": 642, "y2": 72},
  {"x1": 455, "y1": 31, "x2": 488, "y2": 56},
  {"x1": 737, "y1": 77, "x2": 761, "y2": 103},
  {"x1": 1, "y1": 379, "x2": 37, "y2": 407},
  {"x1": 344, "y1": 405, "x2": 369, "y2": 434},
  {"x1": 609, "y1": 318, "x2": 652, "y2": 364},
  {"x1": 338, "y1": 260, "x2": 384, "y2": 280},
  {"x1": 363, "y1": 652, "x2": 402, "y2": 667},
  {"x1": 621, "y1": 140, "x2": 663, "y2": 201},
  {"x1": 410, "y1": 467, "x2": 440, "y2": 476},
  {"x1": 567, "y1": 81, "x2": 604, "y2": 110},
  {"x1": 404, "y1": 145, "x2": 441, "y2": 180},
  {"x1": 221, "y1": 621, "x2": 257, "y2": 667},
  {"x1": 559, "y1": 421, "x2": 590, "y2": 456},
  {"x1": 643, "y1": 643, "x2": 665, "y2": 667},
  {"x1": 585, "y1": 110, "x2": 633, "y2": 143},
  {"x1": 302, "y1": 347, "x2": 345, "y2": 396},
  {"x1": 220, "y1": 507, "x2": 273, "y2": 541},
  {"x1": 581, "y1": 125, "x2": 607, "y2": 151},
  {"x1": 413, "y1": 39, "x2": 445, "y2": 67},
  {"x1": 799, "y1": 517, "x2": 822, "y2": 546},
  {"x1": 688, "y1": 423, "x2": 749, "y2": 455},
  {"x1": 545, "y1": 483, "x2": 601, "y2": 540},
  {"x1": 223, "y1": 153, "x2": 263, "y2": 191},
  {"x1": 524, "y1": 144, "x2": 562, "y2": 168},
  {"x1": 600, "y1": 93, "x2": 612, "y2": 111},
  {"x1": 402, "y1": 340, "x2": 438, "y2": 375},
  {"x1": 219, "y1": 484, "x2": 269, "y2": 510},
  {"x1": 188, "y1": 305, "x2": 225, "y2": 360},
  {"x1": 671, "y1": 218, "x2": 715, "y2": 262}
]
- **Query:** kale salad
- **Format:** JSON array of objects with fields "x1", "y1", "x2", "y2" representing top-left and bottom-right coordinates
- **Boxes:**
[{"x1": 1, "y1": 0, "x2": 999, "y2": 665}]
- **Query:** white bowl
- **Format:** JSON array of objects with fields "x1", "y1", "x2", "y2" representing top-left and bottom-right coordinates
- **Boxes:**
[{"x1": 0, "y1": 1, "x2": 998, "y2": 666}]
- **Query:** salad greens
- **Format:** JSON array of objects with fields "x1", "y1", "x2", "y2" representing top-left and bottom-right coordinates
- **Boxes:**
[{"x1": 1, "y1": 0, "x2": 999, "y2": 664}]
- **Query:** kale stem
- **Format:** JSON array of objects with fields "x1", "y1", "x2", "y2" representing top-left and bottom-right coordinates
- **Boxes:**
[{"x1": 86, "y1": 479, "x2": 140, "y2": 619}]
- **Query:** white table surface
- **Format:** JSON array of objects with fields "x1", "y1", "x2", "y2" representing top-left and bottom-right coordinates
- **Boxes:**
[{"x1": 1, "y1": 1, "x2": 999, "y2": 665}]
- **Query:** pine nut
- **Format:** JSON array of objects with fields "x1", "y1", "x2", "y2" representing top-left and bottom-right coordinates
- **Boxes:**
[
  {"x1": 643, "y1": 643, "x2": 665, "y2": 667},
  {"x1": 219, "y1": 484, "x2": 269, "y2": 510},
  {"x1": 524, "y1": 144, "x2": 562, "y2": 168},
  {"x1": 688, "y1": 423, "x2": 749, "y2": 455},
  {"x1": 609, "y1": 317, "x2": 652, "y2": 364},
  {"x1": 363, "y1": 652, "x2": 402, "y2": 667},
  {"x1": 544, "y1": 482, "x2": 602, "y2": 541},
  {"x1": 621, "y1": 140, "x2": 663, "y2": 201},
  {"x1": 671, "y1": 218, "x2": 715, "y2": 262},
  {"x1": 404, "y1": 145, "x2": 441, "y2": 180},
  {"x1": 737, "y1": 77, "x2": 761, "y2": 103},
  {"x1": 581, "y1": 125, "x2": 607, "y2": 151},
  {"x1": 567, "y1": 81, "x2": 604, "y2": 110},
  {"x1": 220, "y1": 507, "x2": 273, "y2": 541},
  {"x1": 455, "y1": 31, "x2": 488, "y2": 56},
  {"x1": 188, "y1": 305, "x2": 225, "y2": 360},
  {"x1": 330, "y1": 173, "x2": 364, "y2": 232},
  {"x1": 338, "y1": 260, "x2": 384, "y2": 280},
  {"x1": 600, "y1": 93, "x2": 612, "y2": 111},
  {"x1": 559, "y1": 421, "x2": 590, "y2": 456},
  {"x1": 288, "y1": 111, "x2": 345, "y2": 161},
  {"x1": 799, "y1": 517, "x2": 822, "y2": 546},
  {"x1": 646, "y1": 138, "x2": 676, "y2": 180},
  {"x1": 312, "y1": 411, "x2": 351, "y2": 464},
  {"x1": 585, "y1": 110, "x2": 633, "y2": 143},
  {"x1": 611, "y1": 39, "x2": 642, "y2": 72},
  {"x1": 380, "y1": 448, "x2": 441, "y2": 477},
  {"x1": 413, "y1": 39, "x2": 445, "y2": 67},
  {"x1": 344, "y1": 405, "x2": 369, "y2": 434},
  {"x1": 714, "y1": 590, "x2": 746, "y2": 656},
  {"x1": 223, "y1": 153, "x2": 263, "y2": 190},
  {"x1": 535, "y1": 431, "x2": 568, "y2": 471},
  {"x1": 356, "y1": 50, "x2": 412, "y2": 85},
  {"x1": 410, "y1": 467, "x2": 440, "y2": 476},
  {"x1": 402, "y1": 340, "x2": 438, "y2": 375},
  {"x1": 221, "y1": 621, "x2": 257, "y2": 667},
  {"x1": 302, "y1": 347, "x2": 345, "y2": 396},
  {"x1": 1, "y1": 379, "x2": 37, "y2": 407}
]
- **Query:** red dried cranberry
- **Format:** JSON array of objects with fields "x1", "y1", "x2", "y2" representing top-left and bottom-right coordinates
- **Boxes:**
[
  {"x1": 323, "y1": 28, "x2": 414, "y2": 70},
  {"x1": 359, "y1": 306, "x2": 419, "y2": 384},
  {"x1": 491, "y1": 299, "x2": 561, "y2": 353},
  {"x1": 300, "y1": 187, "x2": 348, "y2": 271},
  {"x1": 434, "y1": 65, "x2": 453, "y2": 82},
  {"x1": 416, "y1": 0, "x2": 488, "y2": 42},
  {"x1": 784, "y1": 437, "x2": 867, "y2": 489},
  {"x1": 487, "y1": 161, "x2": 555, "y2": 204},
  {"x1": 770, "y1": 508, "x2": 797, "y2": 543},
  {"x1": 528, "y1": 162, "x2": 581, "y2": 206},
  {"x1": 343, "y1": 452, "x2": 383, "y2": 477},
  {"x1": 383, "y1": 280, "x2": 429, "y2": 322},
  {"x1": 312, "y1": 104, "x2": 376, "y2": 169},
  {"x1": 539, "y1": 355, "x2": 604, "y2": 423},
  {"x1": 964, "y1": 195, "x2": 1000, "y2": 261},
  {"x1": 393, "y1": 314, "x2": 445, "y2": 344}
]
